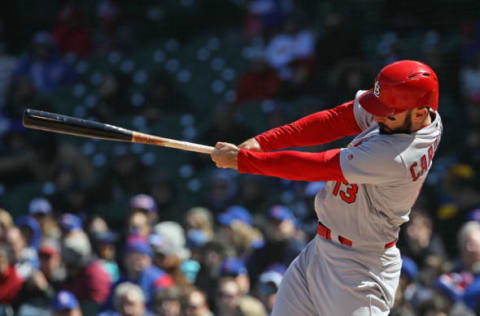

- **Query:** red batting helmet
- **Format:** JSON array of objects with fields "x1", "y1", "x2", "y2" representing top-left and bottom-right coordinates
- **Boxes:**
[{"x1": 359, "y1": 60, "x2": 439, "y2": 117}]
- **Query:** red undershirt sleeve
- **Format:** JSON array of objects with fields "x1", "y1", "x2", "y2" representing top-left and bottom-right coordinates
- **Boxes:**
[
  {"x1": 238, "y1": 148, "x2": 346, "y2": 182},
  {"x1": 255, "y1": 100, "x2": 362, "y2": 151}
]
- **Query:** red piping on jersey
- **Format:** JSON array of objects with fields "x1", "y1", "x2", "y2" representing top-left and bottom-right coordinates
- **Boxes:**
[
  {"x1": 255, "y1": 100, "x2": 362, "y2": 152},
  {"x1": 238, "y1": 148, "x2": 346, "y2": 182}
]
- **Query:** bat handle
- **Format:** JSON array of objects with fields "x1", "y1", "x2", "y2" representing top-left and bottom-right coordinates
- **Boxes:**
[{"x1": 132, "y1": 132, "x2": 214, "y2": 154}]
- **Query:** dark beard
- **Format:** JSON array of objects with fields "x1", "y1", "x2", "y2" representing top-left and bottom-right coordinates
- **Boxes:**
[{"x1": 379, "y1": 111, "x2": 412, "y2": 135}]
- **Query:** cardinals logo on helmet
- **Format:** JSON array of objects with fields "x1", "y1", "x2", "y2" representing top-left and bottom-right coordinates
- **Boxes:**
[{"x1": 374, "y1": 80, "x2": 381, "y2": 98}]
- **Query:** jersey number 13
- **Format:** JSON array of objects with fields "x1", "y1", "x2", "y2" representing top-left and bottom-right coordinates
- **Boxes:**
[{"x1": 332, "y1": 180, "x2": 358, "y2": 203}]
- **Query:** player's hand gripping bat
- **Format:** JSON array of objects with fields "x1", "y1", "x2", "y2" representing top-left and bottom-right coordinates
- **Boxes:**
[{"x1": 22, "y1": 109, "x2": 214, "y2": 154}]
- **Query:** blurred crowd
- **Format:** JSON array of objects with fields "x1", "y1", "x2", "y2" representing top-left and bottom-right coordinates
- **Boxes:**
[
  {"x1": 0, "y1": 195, "x2": 305, "y2": 316},
  {"x1": 1, "y1": 0, "x2": 480, "y2": 315}
]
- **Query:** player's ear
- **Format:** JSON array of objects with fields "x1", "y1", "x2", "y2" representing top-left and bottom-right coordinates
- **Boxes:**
[{"x1": 413, "y1": 107, "x2": 428, "y2": 122}]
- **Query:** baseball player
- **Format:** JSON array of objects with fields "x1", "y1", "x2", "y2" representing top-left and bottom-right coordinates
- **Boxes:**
[{"x1": 211, "y1": 60, "x2": 442, "y2": 316}]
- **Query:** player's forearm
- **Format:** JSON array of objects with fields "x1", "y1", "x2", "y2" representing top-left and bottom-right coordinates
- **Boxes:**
[
  {"x1": 255, "y1": 101, "x2": 362, "y2": 151},
  {"x1": 238, "y1": 148, "x2": 345, "y2": 181}
]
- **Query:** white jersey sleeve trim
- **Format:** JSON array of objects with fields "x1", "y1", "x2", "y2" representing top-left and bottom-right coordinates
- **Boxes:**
[{"x1": 353, "y1": 90, "x2": 375, "y2": 131}]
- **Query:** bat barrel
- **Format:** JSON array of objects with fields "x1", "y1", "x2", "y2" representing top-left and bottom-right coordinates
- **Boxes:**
[
  {"x1": 23, "y1": 109, "x2": 133, "y2": 142},
  {"x1": 23, "y1": 108, "x2": 214, "y2": 155}
]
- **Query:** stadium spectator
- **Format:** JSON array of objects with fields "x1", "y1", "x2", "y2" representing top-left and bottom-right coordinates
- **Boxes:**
[
  {"x1": 61, "y1": 232, "x2": 111, "y2": 309},
  {"x1": 246, "y1": 205, "x2": 305, "y2": 287},
  {"x1": 234, "y1": 54, "x2": 282, "y2": 104},
  {"x1": 11, "y1": 31, "x2": 75, "y2": 95},
  {"x1": 184, "y1": 288, "x2": 213, "y2": 316},
  {"x1": 437, "y1": 164, "x2": 480, "y2": 257},
  {"x1": 435, "y1": 221, "x2": 480, "y2": 312},
  {"x1": 390, "y1": 256, "x2": 421, "y2": 316},
  {"x1": 6, "y1": 225, "x2": 38, "y2": 279},
  {"x1": 184, "y1": 207, "x2": 214, "y2": 242},
  {"x1": 200, "y1": 169, "x2": 238, "y2": 214},
  {"x1": 52, "y1": 290, "x2": 83, "y2": 316},
  {"x1": 0, "y1": 210, "x2": 14, "y2": 242},
  {"x1": 127, "y1": 211, "x2": 151, "y2": 239},
  {"x1": 52, "y1": 1, "x2": 91, "y2": 58},
  {"x1": 219, "y1": 258, "x2": 250, "y2": 296},
  {"x1": 152, "y1": 286, "x2": 183, "y2": 316},
  {"x1": 14, "y1": 239, "x2": 65, "y2": 315},
  {"x1": 0, "y1": 243, "x2": 23, "y2": 305},
  {"x1": 94, "y1": 71, "x2": 132, "y2": 121},
  {"x1": 111, "y1": 239, "x2": 173, "y2": 307},
  {"x1": 130, "y1": 194, "x2": 158, "y2": 227},
  {"x1": 93, "y1": 231, "x2": 120, "y2": 283},
  {"x1": 401, "y1": 209, "x2": 448, "y2": 270},
  {"x1": 113, "y1": 282, "x2": 149, "y2": 316},
  {"x1": 29, "y1": 197, "x2": 61, "y2": 239},
  {"x1": 59, "y1": 213, "x2": 83, "y2": 238},
  {"x1": 38, "y1": 239, "x2": 65, "y2": 288},
  {"x1": 214, "y1": 277, "x2": 242, "y2": 316},
  {"x1": 194, "y1": 241, "x2": 228, "y2": 308},
  {"x1": 245, "y1": 0, "x2": 294, "y2": 38},
  {"x1": 150, "y1": 222, "x2": 191, "y2": 289},
  {"x1": 92, "y1": 0, "x2": 136, "y2": 56},
  {"x1": 87, "y1": 215, "x2": 110, "y2": 236},
  {"x1": 255, "y1": 265, "x2": 285, "y2": 314},
  {"x1": 0, "y1": 19, "x2": 17, "y2": 108}
]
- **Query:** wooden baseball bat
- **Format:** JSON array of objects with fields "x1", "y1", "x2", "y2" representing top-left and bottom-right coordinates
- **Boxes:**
[{"x1": 22, "y1": 109, "x2": 214, "y2": 154}]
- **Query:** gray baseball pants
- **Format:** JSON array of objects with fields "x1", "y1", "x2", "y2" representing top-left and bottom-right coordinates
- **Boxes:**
[{"x1": 272, "y1": 235, "x2": 402, "y2": 316}]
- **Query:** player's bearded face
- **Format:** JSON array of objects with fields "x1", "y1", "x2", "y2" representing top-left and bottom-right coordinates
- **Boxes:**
[{"x1": 378, "y1": 110, "x2": 413, "y2": 135}]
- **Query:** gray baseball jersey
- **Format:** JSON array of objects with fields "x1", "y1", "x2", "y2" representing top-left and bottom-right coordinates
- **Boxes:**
[
  {"x1": 316, "y1": 90, "x2": 443, "y2": 246},
  {"x1": 272, "y1": 90, "x2": 443, "y2": 316}
]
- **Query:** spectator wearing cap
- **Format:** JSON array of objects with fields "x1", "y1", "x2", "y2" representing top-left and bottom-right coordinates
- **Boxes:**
[
  {"x1": 184, "y1": 288, "x2": 213, "y2": 316},
  {"x1": 11, "y1": 31, "x2": 75, "y2": 95},
  {"x1": 255, "y1": 265, "x2": 285, "y2": 315},
  {"x1": 150, "y1": 221, "x2": 192, "y2": 290},
  {"x1": 104, "y1": 239, "x2": 173, "y2": 311},
  {"x1": 52, "y1": 290, "x2": 82, "y2": 316},
  {"x1": 0, "y1": 243, "x2": 24, "y2": 305},
  {"x1": 216, "y1": 205, "x2": 261, "y2": 258},
  {"x1": 29, "y1": 197, "x2": 52, "y2": 217},
  {"x1": 217, "y1": 205, "x2": 253, "y2": 227},
  {"x1": 16, "y1": 215, "x2": 42, "y2": 250},
  {"x1": 61, "y1": 232, "x2": 111, "y2": 312},
  {"x1": 14, "y1": 239, "x2": 66, "y2": 314},
  {"x1": 29, "y1": 197, "x2": 60, "y2": 239},
  {"x1": 59, "y1": 213, "x2": 83, "y2": 238},
  {"x1": 220, "y1": 258, "x2": 250, "y2": 296},
  {"x1": 38, "y1": 239, "x2": 65, "y2": 288},
  {"x1": 130, "y1": 194, "x2": 158, "y2": 226},
  {"x1": 94, "y1": 231, "x2": 120, "y2": 283},
  {"x1": 246, "y1": 205, "x2": 305, "y2": 288},
  {"x1": 6, "y1": 226, "x2": 38, "y2": 279},
  {"x1": 219, "y1": 258, "x2": 266, "y2": 315}
]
